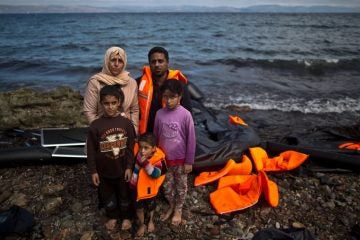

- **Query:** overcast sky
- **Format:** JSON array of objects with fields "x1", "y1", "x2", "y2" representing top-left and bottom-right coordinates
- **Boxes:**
[{"x1": 2, "y1": 0, "x2": 360, "y2": 7}]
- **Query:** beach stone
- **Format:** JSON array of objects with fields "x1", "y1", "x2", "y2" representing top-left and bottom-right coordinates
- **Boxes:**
[
  {"x1": 260, "y1": 207, "x2": 272, "y2": 216},
  {"x1": 210, "y1": 225, "x2": 221, "y2": 236},
  {"x1": 80, "y1": 231, "x2": 95, "y2": 240},
  {"x1": 0, "y1": 190, "x2": 11, "y2": 204},
  {"x1": 292, "y1": 221, "x2": 305, "y2": 228},
  {"x1": 323, "y1": 200, "x2": 336, "y2": 209},
  {"x1": 41, "y1": 183, "x2": 65, "y2": 195},
  {"x1": 44, "y1": 197, "x2": 63, "y2": 211},
  {"x1": 275, "y1": 222, "x2": 281, "y2": 229},
  {"x1": 41, "y1": 224, "x2": 53, "y2": 239},
  {"x1": 71, "y1": 201, "x2": 83, "y2": 213},
  {"x1": 8, "y1": 192, "x2": 28, "y2": 207}
]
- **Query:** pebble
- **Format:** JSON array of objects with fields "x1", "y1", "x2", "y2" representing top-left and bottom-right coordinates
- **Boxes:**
[
  {"x1": 44, "y1": 197, "x2": 63, "y2": 211},
  {"x1": 292, "y1": 222, "x2": 305, "y2": 228},
  {"x1": 275, "y1": 222, "x2": 281, "y2": 229}
]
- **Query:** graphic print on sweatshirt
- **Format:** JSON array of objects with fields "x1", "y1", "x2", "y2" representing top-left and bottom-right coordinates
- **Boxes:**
[
  {"x1": 99, "y1": 128, "x2": 128, "y2": 159},
  {"x1": 161, "y1": 121, "x2": 180, "y2": 143}
]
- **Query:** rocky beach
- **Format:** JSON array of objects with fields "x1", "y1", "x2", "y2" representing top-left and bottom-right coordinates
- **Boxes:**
[{"x1": 0, "y1": 87, "x2": 359, "y2": 240}]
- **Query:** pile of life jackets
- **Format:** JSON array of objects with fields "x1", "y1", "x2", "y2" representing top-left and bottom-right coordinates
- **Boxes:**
[{"x1": 194, "y1": 115, "x2": 309, "y2": 214}]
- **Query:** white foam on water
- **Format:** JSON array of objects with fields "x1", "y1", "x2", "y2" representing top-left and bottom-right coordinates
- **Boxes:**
[{"x1": 209, "y1": 96, "x2": 360, "y2": 114}]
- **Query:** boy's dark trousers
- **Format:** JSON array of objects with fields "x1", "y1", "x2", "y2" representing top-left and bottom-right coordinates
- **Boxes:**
[{"x1": 98, "y1": 176, "x2": 132, "y2": 219}]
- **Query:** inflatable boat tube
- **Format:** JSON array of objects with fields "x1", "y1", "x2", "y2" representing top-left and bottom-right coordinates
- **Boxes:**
[
  {"x1": 265, "y1": 141, "x2": 360, "y2": 170},
  {"x1": 0, "y1": 146, "x2": 53, "y2": 164}
]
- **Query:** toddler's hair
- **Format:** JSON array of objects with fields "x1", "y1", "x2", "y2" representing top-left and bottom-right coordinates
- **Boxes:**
[{"x1": 138, "y1": 132, "x2": 157, "y2": 147}]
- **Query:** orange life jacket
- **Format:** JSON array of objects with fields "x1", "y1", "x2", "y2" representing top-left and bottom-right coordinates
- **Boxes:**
[
  {"x1": 136, "y1": 147, "x2": 166, "y2": 201},
  {"x1": 229, "y1": 115, "x2": 248, "y2": 126},
  {"x1": 138, "y1": 66, "x2": 188, "y2": 134},
  {"x1": 210, "y1": 174, "x2": 261, "y2": 214},
  {"x1": 249, "y1": 147, "x2": 309, "y2": 172},
  {"x1": 209, "y1": 171, "x2": 279, "y2": 214},
  {"x1": 194, "y1": 156, "x2": 252, "y2": 187}
]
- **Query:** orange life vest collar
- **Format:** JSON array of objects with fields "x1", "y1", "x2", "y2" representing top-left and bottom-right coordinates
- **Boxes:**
[{"x1": 138, "y1": 66, "x2": 188, "y2": 134}]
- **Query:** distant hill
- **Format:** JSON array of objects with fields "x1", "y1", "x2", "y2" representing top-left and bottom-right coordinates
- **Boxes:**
[
  {"x1": 241, "y1": 5, "x2": 360, "y2": 13},
  {"x1": 0, "y1": 4, "x2": 360, "y2": 14}
]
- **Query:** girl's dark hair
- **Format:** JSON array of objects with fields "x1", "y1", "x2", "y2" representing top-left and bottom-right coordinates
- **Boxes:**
[
  {"x1": 148, "y1": 46, "x2": 169, "y2": 63},
  {"x1": 160, "y1": 79, "x2": 183, "y2": 96},
  {"x1": 139, "y1": 132, "x2": 157, "y2": 147},
  {"x1": 99, "y1": 84, "x2": 124, "y2": 103}
]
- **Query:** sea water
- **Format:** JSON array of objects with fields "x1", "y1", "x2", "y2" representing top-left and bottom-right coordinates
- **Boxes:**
[{"x1": 0, "y1": 12, "x2": 359, "y2": 114}]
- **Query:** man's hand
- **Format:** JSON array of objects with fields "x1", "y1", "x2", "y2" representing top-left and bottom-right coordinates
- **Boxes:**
[{"x1": 91, "y1": 173, "x2": 100, "y2": 187}]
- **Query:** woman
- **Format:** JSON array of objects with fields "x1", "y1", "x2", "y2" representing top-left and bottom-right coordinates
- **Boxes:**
[{"x1": 84, "y1": 46, "x2": 139, "y2": 133}]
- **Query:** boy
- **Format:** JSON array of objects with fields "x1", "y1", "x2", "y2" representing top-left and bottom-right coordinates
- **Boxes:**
[
  {"x1": 153, "y1": 79, "x2": 196, "y2": 226},
  {"x1": 129, "y1": 132, "x2": 166, "y2": 236},
  {"x1": 87, "y1": 85, "x2": 136, "y2": 231}
]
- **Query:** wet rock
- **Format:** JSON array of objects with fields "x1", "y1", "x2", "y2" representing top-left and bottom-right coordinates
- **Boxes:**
[
  {"x1": 41, "y1": 183, "x2": 65, "y2": 195},
  {"x1": 8, "y1": 192, "x2": 28, "y2": 207},
  {"x1": 80, "y1": 231, "x2": 95, "y2": 240},
  {"x1": 210, "y1": 224, "x2": 221, "y2": 236},
  {"x1": 275, "y1": 222, "x2": 281, "y2": 229},
  {"x1": 44, "y1": 197, "x2": 63, "y2": 212},
  {"x1": 292, "y1": 222, "x2": 305, "y2": 228},
  {"x1": 0, "y1": 190, "x2": 11, "y2": 204},
  {"x1": 71, "y1": 201, "x2": 83, "y2": 213}
]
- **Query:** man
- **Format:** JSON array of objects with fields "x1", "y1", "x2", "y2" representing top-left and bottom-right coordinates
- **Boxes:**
[{"x1": 137, "y1": 46, "x2": 192, "y2": 134}]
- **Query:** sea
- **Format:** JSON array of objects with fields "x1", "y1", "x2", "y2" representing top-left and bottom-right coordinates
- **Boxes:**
[{"x1": 0, "y1": 12, "x2": 359, "y2": 115}]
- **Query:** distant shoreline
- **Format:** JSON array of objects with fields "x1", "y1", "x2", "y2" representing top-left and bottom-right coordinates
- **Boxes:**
[{"x1": 1, "y1": 4, "x2": 360, "y2": 14}]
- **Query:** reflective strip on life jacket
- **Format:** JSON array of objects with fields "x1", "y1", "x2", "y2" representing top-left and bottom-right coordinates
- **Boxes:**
[
  {"x1": 339, "y1": 142, "x2": 360, "y2": 150},
  {"x1": 194, "y1": 156, "x2": 252, "y2": 187},
  {"x1": 229, "y1": 115, "x2": 248, "y2": 126},
  {"x1": 210, "y1": 174, "x2": 261, "y2": 214},
  {"x1": 249, "y1": 147, "x2": 309, "y2": 172},
  {"x1": 136, "y1": 147, "x2": 166, "y2": 201},
  {"x1": 138, "y1": 66, "x2": 188, "y2": 134}
]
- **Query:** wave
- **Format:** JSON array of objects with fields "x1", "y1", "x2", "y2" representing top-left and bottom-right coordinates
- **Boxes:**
[
  {"x1": 0, "y1": 59, "x2": 45, "y2": 70},
  {"x1": 207, "y1": 96, "x2": 360, "y2": 114},
  {"x1": 197, "y1": 58, "x2": 360, "y2": 75}
]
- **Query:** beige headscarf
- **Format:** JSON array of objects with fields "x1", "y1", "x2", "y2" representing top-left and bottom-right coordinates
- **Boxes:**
[{"x1": 93, "y1": 46, "x2": 131, "y2": 86}]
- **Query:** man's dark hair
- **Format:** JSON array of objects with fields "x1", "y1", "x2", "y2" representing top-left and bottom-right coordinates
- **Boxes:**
[
  {"x1": 160, "y1": 79, "x2": 183, "y2": 96},
  {"x1": 148, "y1": 46, "x2": 169, "y2": 63},
  {"x1": 139, "y1": 132, "x2": 157, "y2": 147},
  {"x1": 99, "y1": 84, "x2": 124, "y2": 104}
]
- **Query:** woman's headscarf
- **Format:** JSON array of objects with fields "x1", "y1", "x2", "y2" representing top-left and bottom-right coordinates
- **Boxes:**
[{"x1": 93, "y1": 46, "x2": 131, "y2": 86}]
